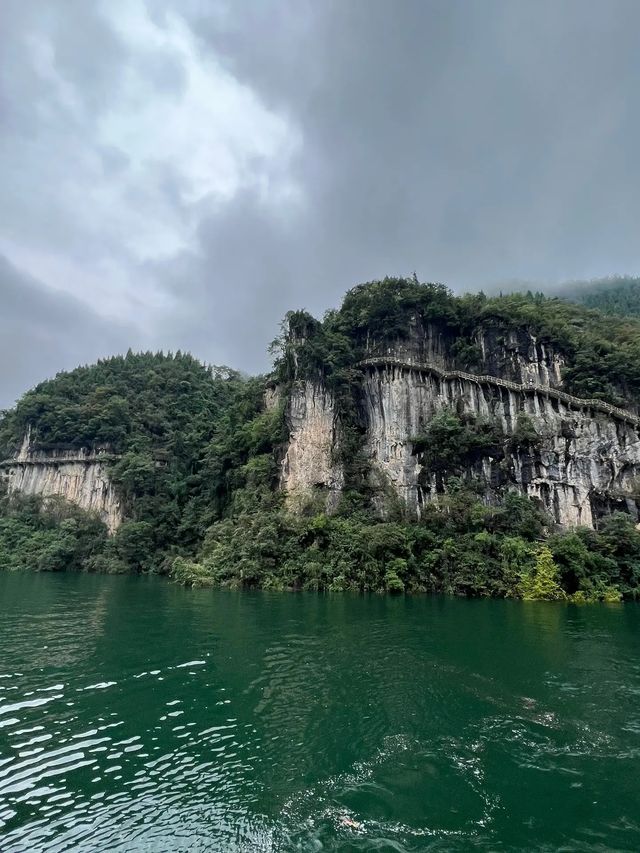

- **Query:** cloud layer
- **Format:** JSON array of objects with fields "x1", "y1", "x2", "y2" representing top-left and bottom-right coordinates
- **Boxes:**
[{"x1": 2, "y1": 0, "x2": 640, "y2": 405}]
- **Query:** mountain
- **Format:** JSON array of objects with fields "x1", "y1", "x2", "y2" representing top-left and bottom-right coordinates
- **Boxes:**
[
  {"x1": 557, "y1": 276, "x2": 640, "y2": 318},
  {"x1": 504, "y1": 275, "x2": 640, "y2": 319},
  {"x1": 2, "y1": 278, "x2": 640, "y2": 601}
]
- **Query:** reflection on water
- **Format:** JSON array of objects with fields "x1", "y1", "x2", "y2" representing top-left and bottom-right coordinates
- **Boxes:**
[{"x1": 0, "y1": 573, "x2": 639, "y2": 851}]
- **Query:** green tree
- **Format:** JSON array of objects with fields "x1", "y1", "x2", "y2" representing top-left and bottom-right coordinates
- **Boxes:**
[{"x1": 520, "y1": 546, "x2": 566, "y2": 600}]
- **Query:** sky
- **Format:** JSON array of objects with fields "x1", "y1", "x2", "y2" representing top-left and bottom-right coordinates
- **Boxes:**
[{"x1": 2, "y1": 0, "x2": 640, "y2": 407}]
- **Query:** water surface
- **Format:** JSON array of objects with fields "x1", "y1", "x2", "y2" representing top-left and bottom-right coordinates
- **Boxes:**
[{"x1": 0, "y1": 573, "x2": 639, "y2": 851}]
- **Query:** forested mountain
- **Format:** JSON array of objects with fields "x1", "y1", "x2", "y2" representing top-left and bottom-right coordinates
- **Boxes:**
[
  {"x1": 3, "y1": 278, "x2": 640, "y2": 601},
  {"x1": 506, "y1": 275, "x2": 640, "y2": 319},
  {"x1": 0, "y1": 352, "x2": 283, "y2": 573},
  {"x1": 274, "y1": 277, "x2": 640, "y2": 405},
  {"x1": 553, "y1": 276, "x2": 640, "y2": 318}
]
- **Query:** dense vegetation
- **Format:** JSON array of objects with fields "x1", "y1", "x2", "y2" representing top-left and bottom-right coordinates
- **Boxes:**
[
  {"x1": 173, "y1": 485, "x2": 637, "y2": 602},
  {"x1": 0, "y1": 352, "x2": 285, "y2": 571},
  {"x1": 556, "y1": 276, "x2": 640, "y2": 319},
  {"x1": 0, "y1": 494, "x2": 108, "y2": 573},
  {"x1": 0, "y1": 350, "x2": 240, "y2": 454},
  {"x1": 2, "y1": 278, "x2": 640, "y2": 602}
]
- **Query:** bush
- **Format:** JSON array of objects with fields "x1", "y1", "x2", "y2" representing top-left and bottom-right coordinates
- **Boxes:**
[
  {"x1": 384, "y1": 559, "x2": 407, "y2": 593},
  {"x1": 508, "y1": 413, "x2": 540, "y2": 451},
  {"x1": 412, "y1": 410, "x2": 504, "y2": 475},
  {"x1": 171, "y1": 557, "x2": 215, "y2": 588}
]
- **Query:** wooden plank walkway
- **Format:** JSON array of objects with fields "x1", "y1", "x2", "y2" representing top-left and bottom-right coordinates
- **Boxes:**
[
  {"x1": 361, "y1": 357, "x2": 640, "y2": 426},
  {"x1": 0, "y1": 452, "x2": 119, "y2": 469}
]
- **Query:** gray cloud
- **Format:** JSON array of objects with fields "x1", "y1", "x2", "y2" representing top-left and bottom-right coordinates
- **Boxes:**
[
  {"x1": 0, "y1": 255, "x2": 137, "y2": 409},
  {"x1": 2, "y1": 0, "x2": 640, "y2": 404}
]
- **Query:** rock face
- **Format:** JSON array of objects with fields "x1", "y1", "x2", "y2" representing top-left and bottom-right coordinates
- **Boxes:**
[
  {"x1": 279, "y1": 325, "x2": 640, "y2": 528},
  {"x1": 2, "y1": 432, "x2": 123, "y2": 533},
  {"x1": 362, "y1": 362, "x2": 640, "y2": 527},
  {"x1": 368, "y1": 318, "x2": 566, "y2": 388},
  {"x1": 280, "y1": 380, "x2": 344, "y2": 511}
]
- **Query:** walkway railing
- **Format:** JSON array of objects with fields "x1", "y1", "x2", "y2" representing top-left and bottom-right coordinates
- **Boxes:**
[
  {"x1": 0, "y1": 451, "x2": 119, "y2": 469},
  {"x1": 361, "y1": 357, "x2": 640, "y2": 426}
]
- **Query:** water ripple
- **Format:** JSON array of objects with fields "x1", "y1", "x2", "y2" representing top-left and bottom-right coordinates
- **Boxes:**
[{"x1": 0, "y1": 576, "x2": 639, "y2": 851}]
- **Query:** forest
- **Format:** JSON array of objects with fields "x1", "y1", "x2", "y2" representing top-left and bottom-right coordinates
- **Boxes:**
[
  {"x1": 555, "y1": 275, "x2": 640, "y2": 319},
  {"x1": 2, "y1": 277, "x2": 640, "y2": 601}
]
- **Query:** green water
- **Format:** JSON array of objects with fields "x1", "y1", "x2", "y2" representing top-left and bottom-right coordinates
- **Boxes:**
[{"x1": 0, "y1": 574, "x2": 639, "y2": 851}]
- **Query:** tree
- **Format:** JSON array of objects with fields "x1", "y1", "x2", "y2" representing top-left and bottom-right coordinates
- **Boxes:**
[{"x1": 520, "y1": 546, "x2": 566, "y2": 600}]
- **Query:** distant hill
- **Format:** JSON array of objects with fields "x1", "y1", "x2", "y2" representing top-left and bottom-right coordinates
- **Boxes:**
[
  {"x1": 497, "y1": 276, "x2": 640, "y2": 320},
  {"x1": 555, "y1": 276, "x2": 640, "y2": 318},
  {"x1": 516, "y1": 275, "x2": 640, "y2": 317}
]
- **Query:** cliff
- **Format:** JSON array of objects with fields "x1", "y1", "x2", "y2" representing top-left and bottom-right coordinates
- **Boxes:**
[
  {"x1": 4, "y1": 280, "x2": 640, "y2": 595},
  {"x1": 365, "y1": 316, "x2": 567, "y2": 390},
  {"x1": 1, "y1": 430, "x2": 123, "y2": 533},
  {"x1": 279, "y1": 320, "x2": 640, "y2": 528},
  {"x1": 3, "y1": 307, "x2": 640, "y2": 534},
  {"x1": 280, "y1": 380, "x2": 344, "y2": 511}
]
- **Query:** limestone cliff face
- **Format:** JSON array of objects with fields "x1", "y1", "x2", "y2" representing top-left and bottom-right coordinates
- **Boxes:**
[
  {"x1": 2, "y1": 431, "x2": 123, "y2": 532},
  {"x1": 362, "y1": 362, "x2": 640, "y2": 527},
  {"x1": 280, "y1": 381, "x2": 343, "y2": 511},
  {"x1": 368, "y1": 317, "x2": 565, "y2": 388},
  {"x1": 475, "y1": 326, "x2": 565, "y2": 389},
  {"x1": 279, "y1": 325, "x2": 640, "y2": 528}
]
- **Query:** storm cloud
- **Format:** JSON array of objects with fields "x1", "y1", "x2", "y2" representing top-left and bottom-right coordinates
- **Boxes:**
[{"x1": 2, "y1": 0, "x2": 640, "y2": 405}]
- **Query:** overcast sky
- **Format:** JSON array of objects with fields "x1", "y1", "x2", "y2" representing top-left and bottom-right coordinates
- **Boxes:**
[{"x1": 2, "y1": 0, "x2": 640, "y2": 407}]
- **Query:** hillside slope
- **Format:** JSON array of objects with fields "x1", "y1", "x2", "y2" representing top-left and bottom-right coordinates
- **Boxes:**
[
  {"x1": 556, "y1": 276, "x2": 640, "y2": 318},
  {"x1": 2, "y1": 279, "x2": 640, "y2": 600}
]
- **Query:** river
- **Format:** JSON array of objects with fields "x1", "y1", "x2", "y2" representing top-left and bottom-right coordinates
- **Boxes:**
[{"x1": 0, "y1": 572, "x2": 638, "y2": 851}]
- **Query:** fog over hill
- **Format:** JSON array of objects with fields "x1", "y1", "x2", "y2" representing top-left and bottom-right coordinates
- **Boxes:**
[{"x1": 493, "y1": 276, "x2": 640, "y2": 319}]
